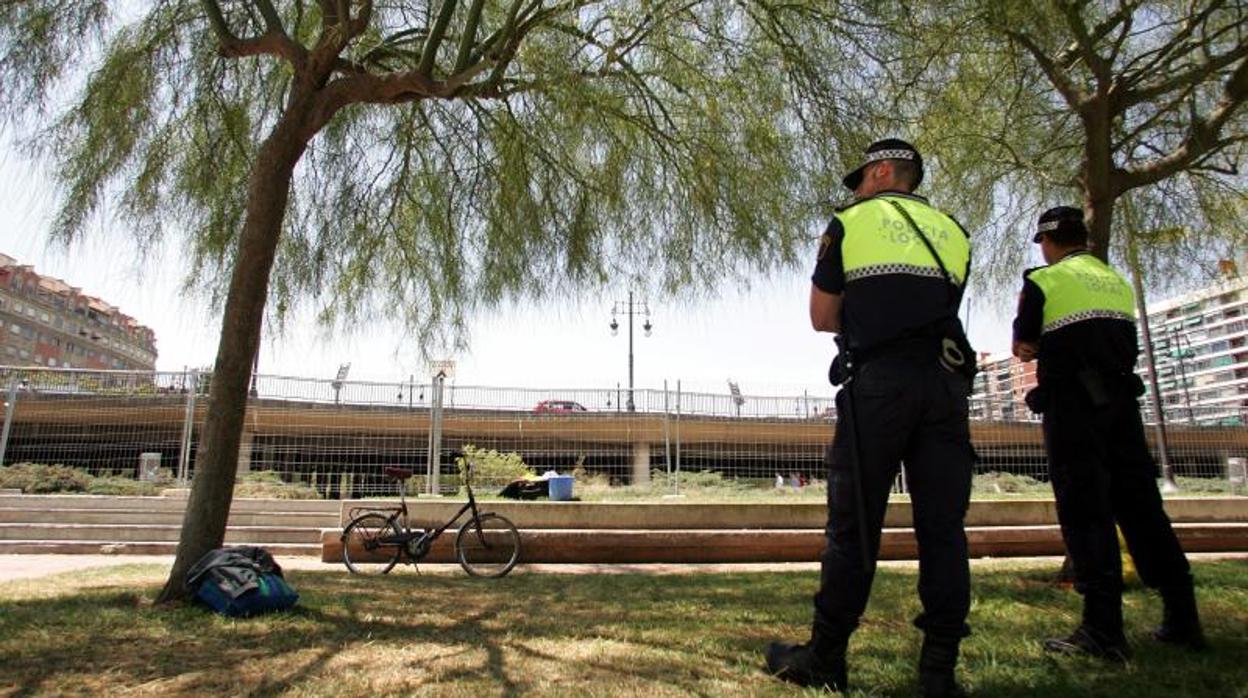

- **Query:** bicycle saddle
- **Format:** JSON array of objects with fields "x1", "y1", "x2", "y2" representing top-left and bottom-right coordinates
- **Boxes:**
[{"x1": 383, "y1": 467, "x2": 413, "y2": 481}]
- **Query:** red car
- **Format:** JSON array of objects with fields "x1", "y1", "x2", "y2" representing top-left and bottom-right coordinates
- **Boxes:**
[{"x1": 534, "y1": 399, "x2": 588, "y2": 413}]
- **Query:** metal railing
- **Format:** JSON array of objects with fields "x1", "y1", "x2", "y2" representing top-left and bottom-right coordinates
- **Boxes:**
[{"x1": 0, "y1": 365, "x2": 1243, "y2": 499}]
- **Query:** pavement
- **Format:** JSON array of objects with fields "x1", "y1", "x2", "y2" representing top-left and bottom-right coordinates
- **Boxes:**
[
  {"x1": 2, "y1": 553, "x2": 1244, "y2": 584},
  {"x1": 0, "y1": 555, "x2": 334, "y2": 582},
  {"x1": 0, "y1": 554, "x2": 829, "y2": 582}
]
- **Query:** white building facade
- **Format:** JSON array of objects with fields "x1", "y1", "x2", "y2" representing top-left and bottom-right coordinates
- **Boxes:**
[
  {"x1": 970, "y1": 275, "x2": 1248, "y2": 427},
  {"x1": 1140, "y1": 276, "x2": 1248, "y2": 426}
]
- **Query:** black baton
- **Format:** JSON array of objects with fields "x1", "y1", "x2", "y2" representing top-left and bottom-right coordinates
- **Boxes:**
[{"x1": 833, "y1": 338, "x2": 874, "y2": 576}]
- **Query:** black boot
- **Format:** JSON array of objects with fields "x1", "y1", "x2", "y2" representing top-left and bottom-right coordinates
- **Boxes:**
[
  {"x1": 1154, "y1": 583, "x2": 1207, "y2": 650},
  {"x1": 918, "y1": 635, "x2": 966, "y2": 698},
  {"x1": 1042, "y1": 625, "x2": 1131, "y2": 662},
  {"x1": 764, "y1": 641, "x2": 847, "y2": 691}
]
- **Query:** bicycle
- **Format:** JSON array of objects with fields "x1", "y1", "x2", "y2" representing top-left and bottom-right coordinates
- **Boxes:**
[{"x1": 340, "y1": 464, "x2": 521, "y2": 578}]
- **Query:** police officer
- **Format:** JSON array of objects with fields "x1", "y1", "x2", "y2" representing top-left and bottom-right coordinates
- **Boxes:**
[
  {"x1": 1012, "y1": 206, "x2": 1205, "y2": 660},
  {"x1": 766, "y1": 139, "x2": 974, "y2": 697}
]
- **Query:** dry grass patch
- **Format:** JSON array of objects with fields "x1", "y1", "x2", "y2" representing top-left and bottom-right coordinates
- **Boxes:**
[{"x1": 0, "y1": 561, "x2": 1245, "y2": 696}]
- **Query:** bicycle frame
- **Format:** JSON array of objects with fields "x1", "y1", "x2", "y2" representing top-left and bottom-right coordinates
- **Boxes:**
[{"x1": 376, "y1": 467, "x2": 489, "y2": 559}]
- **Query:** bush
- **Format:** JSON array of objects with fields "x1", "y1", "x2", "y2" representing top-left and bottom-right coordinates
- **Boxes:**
[
  {"x1": 1171, "y1": 476, "x2": 1236, "y2": 495},
  {"x1": 973, "y1": 471, "x2": 1047, "y2": 495},
  {"x1": 456, "y1": 445, "x2": 533, "y2": 486},
  {"x1": 0, "y1": 463, "x2": 93, "y2": 493},
  {"x1": 653, "y1": 469, "x2": 767, "y2": 496},
  {"x1": 86, "y1": 477, "x2": 165, "y2": 496},
  {"x1": 0, "y1": 464, "x2": 323, "y2": 499},
  {"x1": 233, "y1": 471, "x2": 322, "y2": 499}
]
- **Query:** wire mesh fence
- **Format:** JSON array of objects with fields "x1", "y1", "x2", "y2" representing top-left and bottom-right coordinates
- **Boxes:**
[{"x1": 0, "y1": 365, "x2": 1244, "y2": 499}]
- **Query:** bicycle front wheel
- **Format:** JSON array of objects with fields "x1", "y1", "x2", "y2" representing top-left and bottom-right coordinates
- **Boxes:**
[
  {"x1": 342, "y1": 513, "x2": 402, "y2": 575},
  {"x1": 455, "y1": 513, "x2": 521, "y2": 578}
]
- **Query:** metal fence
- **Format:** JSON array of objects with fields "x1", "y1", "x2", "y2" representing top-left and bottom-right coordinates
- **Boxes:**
[{"x1": 0, "y1": 365, "x2": 1244, "y2": 498}]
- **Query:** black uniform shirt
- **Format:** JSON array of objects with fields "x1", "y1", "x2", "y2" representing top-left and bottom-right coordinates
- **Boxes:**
[
  {"x1": 1012, "y1": 251, "x2": 1139, "y2": 385},
  {"x1": 812, "y1": 191, "x2": 969, "y2": 352}
]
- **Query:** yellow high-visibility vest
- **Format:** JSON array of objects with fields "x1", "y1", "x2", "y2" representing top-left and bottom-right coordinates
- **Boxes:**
[
  {"x1": 1028, "y1": 252, "x2": 1135, "y2": 334},
  {"x1": 836, "y1": 195, "x2": 969, "y2": 286}
]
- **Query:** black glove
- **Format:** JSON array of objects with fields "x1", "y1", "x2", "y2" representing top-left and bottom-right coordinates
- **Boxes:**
[{"x1": 1024, "y1": 386, "x2": 1047, "y2": 414}]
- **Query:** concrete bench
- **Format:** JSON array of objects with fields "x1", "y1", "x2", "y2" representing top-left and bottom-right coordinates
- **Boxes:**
[{"x1": 321, "y1": 498, "x2": 1248, "y2": 564}]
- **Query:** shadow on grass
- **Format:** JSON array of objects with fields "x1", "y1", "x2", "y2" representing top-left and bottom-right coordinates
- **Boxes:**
[{"x1": 0, "y1": 561, "x2": 1244, "y2": 696}]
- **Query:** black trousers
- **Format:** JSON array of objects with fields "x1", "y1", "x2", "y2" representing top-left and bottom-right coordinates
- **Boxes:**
[
  {"x1": 1042, "y1": 383, "x2": 1192, "y2": 638},
  {"x1": 813, "y1": 356, "x2": 974, "y2": 645}
]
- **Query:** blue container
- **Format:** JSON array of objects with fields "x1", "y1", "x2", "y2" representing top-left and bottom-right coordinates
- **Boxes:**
[{"x1": 547, "y1": 475, "x2": 574, "y2": 501}]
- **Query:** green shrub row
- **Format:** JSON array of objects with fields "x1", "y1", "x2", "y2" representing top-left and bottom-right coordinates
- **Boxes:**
[
  {"x1": 455, "y1": 444, "x2": 534, "y2": 485},
  {"x1": 233, "y1": 471, "x2": 322, "y2": 499},
  {"x1": 0, "y1": 463, "x2": 322, "y2": 499},
  {"x1": 0, "y1": 463, "x2": 173, "y2": 495}
]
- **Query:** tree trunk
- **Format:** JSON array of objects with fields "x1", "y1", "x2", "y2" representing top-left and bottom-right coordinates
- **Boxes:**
[
  {"x1": 156, "y1": 115, "x2": 312, "y2": 604},
  {"x1": 1080, "y1": 101, "x2": 1116, "y2": 261},
  {"x1": 1082, "y1": 186, "x2": 1117, "y2": 262}
]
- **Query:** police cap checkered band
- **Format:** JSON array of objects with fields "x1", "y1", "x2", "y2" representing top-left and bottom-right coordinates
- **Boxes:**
[
  {"x1": 842, "y1": 138, "x2": 924, "y2": 191},
  {"x1": 864, "y1": 149, "x2": 917, "y2": 164}
]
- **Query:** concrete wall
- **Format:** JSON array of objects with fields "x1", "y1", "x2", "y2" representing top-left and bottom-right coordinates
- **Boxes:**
[{"x1": 337, "y1": 497, "x2": 1248, "y2": 528}]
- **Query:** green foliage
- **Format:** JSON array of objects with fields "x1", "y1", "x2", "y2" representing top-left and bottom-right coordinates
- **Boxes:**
[
  {"x1": 892, "y1": 1, "x2": 1248, "y2": 296},
  {"x1": 0, "y1": 1, "x2": 881, "y2": 345},
  {"x1": 667, "y1": 469, "x2": 760, "y2": 492},
  {"x1": 564, "y1": 468, "x2": 826, "y2": 501},
  {"x1": 1173, "y1": 475, "x2": 1242, "y2": 496},
  {"x1": 971, "y1": 471, "x2": 1048, "y2": 495},
  {"x1": 85, "y1": 476, "x2": 167, "y2": 497},
  {"x1": 233, "y1": 470, "x2": 321, "y2": 499},
  {"x1": 0, "y1": 463, "x2": 94, "y2": 493},
  {"x1": 455, "y1": 444, "x2": 531, "y2": 486},
  {"x1": 0, "y1": 463, "x2": 322, "y2": 498},
  {"x1": 1, "y1": 2, "x2": 1242, "y2": 324}
]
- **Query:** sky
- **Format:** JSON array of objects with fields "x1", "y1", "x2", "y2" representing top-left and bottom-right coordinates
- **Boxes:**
[{"x1": 0, "y1": 137, "x2": 1022, "y2": 397}]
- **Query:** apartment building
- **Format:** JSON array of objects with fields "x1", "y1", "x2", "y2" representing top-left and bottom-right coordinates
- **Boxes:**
[
  {"x1": 0, "y1": 253, "x2": 157, "y2": 371},
  {"x1": 1141, "y1": 275, "x2": 1248, "y2": 426},
  {"x1": 969, "y1": 273, "x2": 1248, "y2": 426},
  {"x1": 970, "y1": 351, "x2": 1037, "y2": 421}
]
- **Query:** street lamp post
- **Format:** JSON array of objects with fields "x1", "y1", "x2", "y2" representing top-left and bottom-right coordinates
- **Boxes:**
[
  {"x1": 610, "y1": 291, "x2": 652, "y2": 412},
  {"x1": 332, "y1": 362, "x2": 351, "y2": 405},
  {"x1": 1128, "y1": 248, "x2": 1177, "y2": 491},
  {"x1": 249, "y1": 344, "x2": 260, "y2": 398},
  {"x1": 1169, "y1": 326, "x2": 1197, "y2": 424}
]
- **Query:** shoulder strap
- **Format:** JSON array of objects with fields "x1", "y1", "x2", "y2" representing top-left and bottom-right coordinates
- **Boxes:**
[{"x1": 881, "y1": 198, "x2": 959, "y2": 309}]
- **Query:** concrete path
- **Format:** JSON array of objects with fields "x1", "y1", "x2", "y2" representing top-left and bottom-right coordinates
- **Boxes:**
[
  {"x1": 0, "y1": 554, "x2": 829, "y2": 582},
  {"x1": 0, "y1": 554, "x2": 340, "y2": 582},
  {"x1": 2, "y1": 553, "x2": 1244, "y2": 584}
]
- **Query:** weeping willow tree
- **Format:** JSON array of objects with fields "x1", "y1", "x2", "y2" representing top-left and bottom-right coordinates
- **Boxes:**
[
  {"x1": 878, "y1": 1, "x2": 1248, "y2": 291},
  {"x1": 0, "y1": 1, "x2": 897, "y2": 602}
]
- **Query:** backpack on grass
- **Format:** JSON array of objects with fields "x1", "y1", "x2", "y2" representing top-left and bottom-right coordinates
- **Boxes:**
[{"x1": 186, "y1": 545, "x2": 299, "y2": 617}]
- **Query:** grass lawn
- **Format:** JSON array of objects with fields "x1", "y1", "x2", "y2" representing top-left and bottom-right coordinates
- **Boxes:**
[{"x1": 1, "y1": 560, "x2": 1245, "y2": 696}]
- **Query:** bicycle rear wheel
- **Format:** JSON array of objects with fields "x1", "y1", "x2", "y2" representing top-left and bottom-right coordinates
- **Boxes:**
[
  {"x1": 342, "y1": 513, "x2": 402, "y2": 575},
  {"x1": 455, "y1": 513, "x2": 521, "y2": 578}
]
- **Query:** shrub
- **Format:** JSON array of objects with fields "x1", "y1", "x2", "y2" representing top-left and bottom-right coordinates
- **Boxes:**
[
  {"x1": 660, "y1": 469, "x2": 763, "y2": 495},
  {"x1": 234, "y1": 470, "x2": 321, "y2": 499},
  {"x1": 973, "y1": 471, "x2": 1047, "y2": 494},
  {"x1": 569, "y1": 467, "x2": 615, "y2": 498},
  {"x1": 0, "y1": 463, "x2": 93, "y2": 493},
  {"x1": 86, "y1": 477, "x2": 164, "y2": 496},
  {"x1": 1171, "y1": 476, "x2": 1235, "y2": 495},
  {"x1": 456, "y1": 445, "x2": 532, "y2": 486}
]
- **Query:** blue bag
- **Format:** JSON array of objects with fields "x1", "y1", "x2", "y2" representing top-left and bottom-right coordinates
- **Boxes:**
[
  {"x1": 186, "y1": 546, "x2": 299, "y2": 617},
  {"x1": 194, "y1": 571, "x2": 299, "y2": 617}
]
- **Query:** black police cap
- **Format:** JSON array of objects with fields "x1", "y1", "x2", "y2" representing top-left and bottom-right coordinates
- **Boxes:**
[
  {"x1": 1034, "y1": 206, "x2": 1088, "y2": 244},
  {"x1": 842, "y1": 138, "x2": 924, "y2": 191}
]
